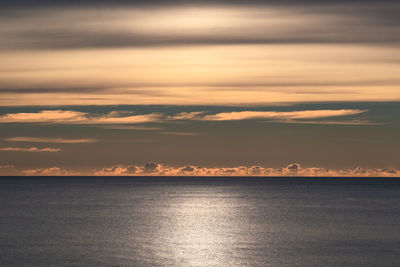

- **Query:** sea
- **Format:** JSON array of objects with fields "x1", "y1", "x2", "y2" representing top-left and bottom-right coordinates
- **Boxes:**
[{"x1": 0, "y1": 177, "x2": 399, "y2": 267}]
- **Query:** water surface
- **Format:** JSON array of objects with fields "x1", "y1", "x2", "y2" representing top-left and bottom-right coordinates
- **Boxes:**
[{"x1": 0, "y1": 177, "x2": 399, "y2": 266}]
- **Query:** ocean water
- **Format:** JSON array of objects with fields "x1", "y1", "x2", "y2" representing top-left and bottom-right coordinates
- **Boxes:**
[{"x1": 0, "y1": 177, "x2": 399, "y2": 267}]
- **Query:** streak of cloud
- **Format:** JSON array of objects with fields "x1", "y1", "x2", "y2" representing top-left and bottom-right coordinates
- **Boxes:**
[
  {"x1": 0, "y1": 110, "x2": 162, "y2": 124},
  {"x1": 0, "y1": 109, "x2": 374, "y2": 125},
  {"x1": 4, "y1": 136, "x2": 97, "y2": 143},
  {"x1": 173, "y1": 109, "x2": 367, "y2": 121},
  {"x1": 22, "y1": 167, "x2": 71, "y2": 175},
  {"x1": 1, "y1": 4, "x2": 400, "y2": 50},
  {"x1": 0, "y1": 147, "x2": 61, "y2": 152}
]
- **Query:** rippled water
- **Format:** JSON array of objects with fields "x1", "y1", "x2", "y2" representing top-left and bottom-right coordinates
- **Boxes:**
[{"x1": 1, "y1": 177, "x2": 399, "y2": 266}]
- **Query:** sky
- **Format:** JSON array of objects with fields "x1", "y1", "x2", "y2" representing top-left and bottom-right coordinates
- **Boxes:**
[{"x1": 0, "y1": 0, "x2": 399, "y2": 176}]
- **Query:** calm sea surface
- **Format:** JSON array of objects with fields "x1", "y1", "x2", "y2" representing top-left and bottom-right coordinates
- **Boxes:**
[{"x1": 0, "y1": 177, "x2": 399, "y2": 267}]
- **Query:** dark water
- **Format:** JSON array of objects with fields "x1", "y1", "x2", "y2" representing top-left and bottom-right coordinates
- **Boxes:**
[{"x1": 0, "y1": 177, "x2": 399, "y2": 267}]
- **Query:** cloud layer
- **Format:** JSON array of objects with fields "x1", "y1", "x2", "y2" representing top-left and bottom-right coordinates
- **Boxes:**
[
  {"x1": 0, "y1": 109, "x2": 370, "y2": 125},
  {"x1": 1, "y1": 3, "x2": 399, "y2": 105},
  {"x1": 1, "y1": 4, "x2": 400, "y2": 50},
  {"x1": 14, "y1": 163, "x2": 400, "y2": 177}
]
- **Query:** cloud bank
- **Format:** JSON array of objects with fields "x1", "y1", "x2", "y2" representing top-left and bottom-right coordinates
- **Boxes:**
[
  {"x1": 13, "y1": 163, "x2": 399, "y2": 177},
  {"x1": 93, "y1": 163, "x2": 400, "y2": 177}
]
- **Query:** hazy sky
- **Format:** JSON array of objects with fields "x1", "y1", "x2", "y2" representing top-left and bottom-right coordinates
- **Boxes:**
[{"x1": 0, "y1": 0, "x2": 399, "y2": 176}]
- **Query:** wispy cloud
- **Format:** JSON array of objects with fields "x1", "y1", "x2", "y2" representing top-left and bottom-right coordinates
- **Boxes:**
[
  {"x1": 0, "y1": 110, "x2": 162, "y2": 124},
  {"x1": 0, "y1": 165, "x2": 14, "y2": 169},
  {"x1": 4, "y1": 136, "x2": 97, "y2": 143},
  {"x1": 1, "y1": 4, "x2": 400, "y2": 51},
  {"x1": 0, "y1": 147, "x2": 61, "y2": 152},
  {"x1": 0, "y1": 108, "x2": 376, "y2": 125},
  {"x1": 276, "y1": 119, "x2": 383, "y2": 125},
  {"x1": 159, "y1": 131, "x2": 202, "y2": 136},
  {"x1": 169, "y1": 112, "x2": 206, "y2": 120},
  {"x1": 101, "y1": 125, "x2": 164, "y2": 130},
  {"x1": 172, "y1": 109, "x2": 367, "y2": 121},
  {"x1": 22, "y1": 167, "x2": 71, "y2": 176}
]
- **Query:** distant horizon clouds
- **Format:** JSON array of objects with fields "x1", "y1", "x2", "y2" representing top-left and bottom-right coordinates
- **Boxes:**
[{"x1": 4, "y1": 162, "x2": 398, "y2": 177}]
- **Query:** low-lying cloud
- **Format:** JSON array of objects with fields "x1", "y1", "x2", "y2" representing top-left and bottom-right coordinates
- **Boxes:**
[
  {"x1": 22, "y1": 167, "x2": 71, "y2": 176},
  {"x1": 2, "y1": 162, "x2": 397, "y2": 176},
  {"x1": 4, "y1": 136, "x2": 97, "y2": 143},
  {"x1": 0, "y1": 147, "x2": 61, "y2": 152},
  {"x1": 83, "y1": 163, "x2": 400, "y2": 177}
]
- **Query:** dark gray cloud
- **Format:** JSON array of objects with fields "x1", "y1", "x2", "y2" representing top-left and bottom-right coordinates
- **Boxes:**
[
  {"x1": 286, "y1": 163, "x2": 301, "y2": 171},
  {"x1": 180, "y1": 165, "x2": 195, "y2": 172},
  {"x1": 143, "y1": 162, "x2": 159, "y2": 173}
]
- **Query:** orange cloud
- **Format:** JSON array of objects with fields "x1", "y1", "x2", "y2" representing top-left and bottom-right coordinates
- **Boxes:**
[
  {"x1": 0, "y1": 110, "x2": 162, "y2": 124},
  {"x1": 22, "y1": 167, "x2": 71, "y2": 176},
  {"x1": 0, "y1": 109, "x2": 372, "y2": 125},
  {"x1": 91, "y1": 163, "x2": 400, "y2": 177},
  {"x1": 4, "y1": 136, "x2": 97, "y2": 143},
  {"x1": 199, "y1": 109, "x2": 367, "y2": 121},
  {"x1": 0, "y1": 147, "x2": 61, "y2": 152},
  {"x1": 7, "y1": 163, "x2": 399, "y2": 177}
]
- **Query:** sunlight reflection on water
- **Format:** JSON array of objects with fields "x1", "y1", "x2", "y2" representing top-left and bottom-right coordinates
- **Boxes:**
[{"x1": 127, "y1": 187, "x2": 268, "y2": 266}]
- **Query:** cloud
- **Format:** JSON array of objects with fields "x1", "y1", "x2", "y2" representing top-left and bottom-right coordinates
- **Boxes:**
[
  {"x1": 278, "y1": 120, "x2": 383, "y2": 125},
  {"x1": 95, "y1": 165, "x2": 137, "y2": 175},
  {"x1": 0, "y1": 165, "x2": 14, "y2": 169},
  {"x1": 1, "y1": 3, "x2": 400, "y2": 51},
  {"x1": 169, "y1": 112, "x2": 206, "y2": 120},
  {"x1": 0, "y1": 109, "x2": 376, "y2": 125},
  {"x1": 285, "y1": 163, "x2": 301, "y2": 171},
  {"x1": 172, "y1": 109, "x2": 367, "y2": 121},
  {"x1": 159, "y1": 131, "x2": 202, "y2": 136},
  {"x1": 91, "y1": 163, "x2": 400, "y2": 177},
  {"x1": 0, "y1": 110, "x2": 87, "y2": 123},
  {"x1": 4, "y1": 136, "x2": 97, "y2": 143},
  {"x1": 143, "y1": 162, "x2": 160, "y2": 173},
  {"x1": 10, "y1": 161, "x2": 394, "y2": 177},
  {"x1": 0, "y1": 110, "x2": 162, "y2": 124},
  {"x1": 22, "y1": 167, "x2": 70, "y2": 176},
  {"x1": 180, "y1": 165, "x2": 195, "y2": 173},
  {"x1": 101, "y1": 126, "x2": 164, "y2": 131},
  {"x1": 0, "y1": 147, "x2": 61, "y2": 152},
  {"x1": 0, "y1": 0, "x2": 398, "y2": 8}
]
